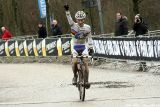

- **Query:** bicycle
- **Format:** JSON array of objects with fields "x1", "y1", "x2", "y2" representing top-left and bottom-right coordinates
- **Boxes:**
[{"x1": 74, "y1": 55, "x2": 91, "y2": 101}]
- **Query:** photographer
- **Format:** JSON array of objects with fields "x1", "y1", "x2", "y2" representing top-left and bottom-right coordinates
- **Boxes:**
[
  {"x1": 133, "y1": 14, "x2": 148, "y2": 72},
  {"x1": 133, "y1": 14, "x2": 148, "y2": 37}
]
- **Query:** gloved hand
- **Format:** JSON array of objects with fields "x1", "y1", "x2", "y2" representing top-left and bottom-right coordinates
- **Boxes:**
[
  {"x1": 75, "y1": 32, "x2": 84, "y2": 39},
  {"x1": 64, "y1": 4, "x2": 69, "y2": 11},
  {"x1": 88, "y1": 48, "x2": 94, "y2": 56}
]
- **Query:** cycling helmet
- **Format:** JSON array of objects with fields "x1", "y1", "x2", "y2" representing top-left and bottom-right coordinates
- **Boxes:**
[{"x1": 75, "y1": 11, "x2": 86, "y2": 19}]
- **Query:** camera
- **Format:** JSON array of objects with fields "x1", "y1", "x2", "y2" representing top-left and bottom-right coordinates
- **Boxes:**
[{"x1": 136, "y1": 19, "x2": 141, "y2": 23}]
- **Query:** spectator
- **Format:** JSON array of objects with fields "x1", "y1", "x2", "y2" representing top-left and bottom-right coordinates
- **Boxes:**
[
  {"x1": 1, "y1": 26, "x2": 12, "y2": 40},
  {"x1": 51, "y1": 20, "x2": 62, "y2": 38},
  {"x1": 115, "y1": 12, "x2": 128, "y2": 36},
  {"x1": 133, "y1": 14, "x2": 148, "y2": 36},
  {"x1": 133, "y1": 14, "x2": 148, "y2": 72},
  {"x1": 38, "y1": 22, "x2": 47, "y2": 38}
]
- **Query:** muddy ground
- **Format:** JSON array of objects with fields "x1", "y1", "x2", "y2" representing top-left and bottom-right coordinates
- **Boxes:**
[{"x1": 0, "y1": 63, "x2": 160, "y2": 107}]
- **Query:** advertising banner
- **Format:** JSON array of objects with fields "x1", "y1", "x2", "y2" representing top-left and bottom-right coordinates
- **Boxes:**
[
  {"x1": 0, "y1": 41, "x2": 6, "y2": 56},
  {"x1": 92, "y1": 37, "x2": 160, "y2": 61},
  {"x1": 45, "y1": 38, "x2": 58, "y2": 56},
  {"x1": 33, "y1": 39, "x2": 43, "y2": 56},
  {"x1": 16, "y1": 40, "x2": 25, "y2": 56},
  {"x1": 8, "y1": 40, "x2": 16, "y2": 56},
  {"x1": 61, "y1": 38, "x2": 72, "y2": 55},
  {"x1": 26, "y1": 40, "x2": 34, "y2": 56},
  {"x1": 38, "y1": 0, "x2": 46, "y2": 18}
]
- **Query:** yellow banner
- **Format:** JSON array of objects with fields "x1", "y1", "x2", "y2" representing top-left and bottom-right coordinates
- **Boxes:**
[
  {"x1": 15, "y1": 41, "x2": 20, "y2": 56},
  {"x1": 57, "y1": 38, "x2": 62, "y2": 57},
  {"x1": 42, "y1": 39, "x2": 46, "y2": 56},
  {"x1": 23, "y1": 40, "x2": 28, "y2": 56},
  {"x1": 33, "y1": 40, "x2": 38, "y2": 56},
  {"x1": 5, "y1": 41, "x2": 10, "y2": 57}
]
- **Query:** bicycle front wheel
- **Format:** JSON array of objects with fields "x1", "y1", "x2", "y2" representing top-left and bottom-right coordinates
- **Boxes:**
[{"x1": 78, "y1": 70, "x2": 85, "y2": 101}]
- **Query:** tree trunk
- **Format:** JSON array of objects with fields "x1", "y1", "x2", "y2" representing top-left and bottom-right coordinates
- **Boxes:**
[
  {"x1": 132, "y1": 0, "x2": 139, "y2": 15},
  {"x1": 0, "y1": 2, "x2": 3, "y2": 29},
  {"x1": 12, "y1": 0, "x2": 18, "y2": 36},
  {"x1": 45, "y1": 0, "x2": 51, "y2": 37}
]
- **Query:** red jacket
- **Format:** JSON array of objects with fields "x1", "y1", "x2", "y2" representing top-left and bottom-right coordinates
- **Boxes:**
[{"x1": 1, "y1": 29, "x2": 12, "y2": 40}]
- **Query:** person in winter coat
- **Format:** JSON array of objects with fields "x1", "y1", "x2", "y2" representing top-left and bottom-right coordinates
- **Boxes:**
[
  {"x1": 37, "y1": 22, "x2": 47, "y2": 38},
  {"x1": 115, "y1": 12, "x2": 128, "y2": 36},
  {"x1": 133, "y1": 14, "x2": 148, "y2": 72},
  {"x1": 51, "y1": 20, "x2": 62, "y2": 38},
  {"x1": 133, "y1": 14, "x2": 148, "y2": 36},
  {"x1": 1, "y1": 27, "x2": 13, "y2": 40}
]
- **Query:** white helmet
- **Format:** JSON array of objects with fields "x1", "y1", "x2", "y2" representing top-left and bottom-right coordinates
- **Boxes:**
[{"x1": 75, "y1": 11, "x2": 86, "y2": 19}]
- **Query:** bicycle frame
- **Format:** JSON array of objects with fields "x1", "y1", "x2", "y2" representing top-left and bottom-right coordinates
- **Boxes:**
[
  {"x1": 73, "y1": 55, "x2": 92, "y2": 101},
  {"x1": 76, "y1": 56, "x2": 86, "y2": 101}
]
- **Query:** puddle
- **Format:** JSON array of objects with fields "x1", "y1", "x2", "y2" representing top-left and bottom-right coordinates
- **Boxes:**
[{"x1": 90, "y1": 81, "x2": 134, "y2": 88}]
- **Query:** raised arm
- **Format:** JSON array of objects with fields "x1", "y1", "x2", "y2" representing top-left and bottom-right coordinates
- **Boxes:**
[{"x1": 64, "y1": 4, "x2": 75, "y2": 26}]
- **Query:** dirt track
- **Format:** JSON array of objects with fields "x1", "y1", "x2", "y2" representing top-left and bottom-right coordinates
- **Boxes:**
[{"x1": 0, "y1": 63, "x2": 160, "y2": 107}]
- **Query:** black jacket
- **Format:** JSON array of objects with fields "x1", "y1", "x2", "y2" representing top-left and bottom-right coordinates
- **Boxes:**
[
  {"x1": 38, "y1": 26, "x2": 47, "y2": 38},
  {"x1": 51, "y1": 24, "x2": 62, "y2": 37},
  {"x1": 133, "y1": 19, "x2": 148, "y2": 36},
  {"x1": 115, "y1": 18, "x2": 128, "y2": 36}
]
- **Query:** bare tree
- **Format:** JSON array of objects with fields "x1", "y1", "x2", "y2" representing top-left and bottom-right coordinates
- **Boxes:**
[
  {"x1": 12, "y1": 0, "x2": 18, "y2": 36},
  {"x1": 0, "y1": 2, "x2": 3, "y2": 28},
  {"x1": 132, "y1": 0, "x2": 144, "y2": 14},
  {"x1": 45, "y1": 0, "x2": 51, "y2": 36}
]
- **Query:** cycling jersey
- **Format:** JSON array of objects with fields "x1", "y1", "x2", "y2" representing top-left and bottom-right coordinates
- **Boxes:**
[{"x1": 65, "y1": 11, "x2": 93, "y2": 49}]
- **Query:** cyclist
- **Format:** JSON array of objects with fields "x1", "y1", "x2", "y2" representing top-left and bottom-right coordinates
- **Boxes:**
[{"x1": 64, "y1": 4, "x2": 94, "y2": 89}]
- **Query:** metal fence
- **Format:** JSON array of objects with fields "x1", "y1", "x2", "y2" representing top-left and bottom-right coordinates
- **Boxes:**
[
  {"x1": 7, "y1": 30, "x2": 160, "y2": 40},
  {"x1": 0, "y1": 30, "x2": 160, "y2": 73}
]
